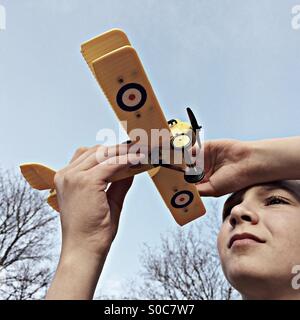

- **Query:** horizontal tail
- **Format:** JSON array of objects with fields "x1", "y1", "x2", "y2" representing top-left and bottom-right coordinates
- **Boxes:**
[{"x1": 20, "y1": 163, "x2": 56, "y2": 190}]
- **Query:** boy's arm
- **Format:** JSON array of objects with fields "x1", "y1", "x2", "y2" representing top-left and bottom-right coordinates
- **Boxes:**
[
  {"x1": 45, "y1": 145, "x2": 144, "y2": 300},
  {"x1": 196, "y1": 137, "x2": 300, "y2": 197}
]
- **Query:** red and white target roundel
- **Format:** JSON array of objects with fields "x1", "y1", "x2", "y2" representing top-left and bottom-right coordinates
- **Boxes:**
[
  {"x1": 116, "y1": 83, "x2": 147, "y2": 112},
  {"x1": 171, "y1": 190, "x2": 194, "y2": 209}
]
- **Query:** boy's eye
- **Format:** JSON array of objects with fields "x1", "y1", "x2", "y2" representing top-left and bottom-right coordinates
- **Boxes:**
[
  {"x1": 222, "y1": 196, "x2": 290, "y2": 221},
  {"x1": 265, "y1": 196, "x2": 289, "y2": 206}
]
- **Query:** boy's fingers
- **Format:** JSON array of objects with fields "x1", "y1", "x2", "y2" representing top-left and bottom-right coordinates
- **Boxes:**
[
  {"x1": 69, "y1": 145, "x2": 101, "y2": 168},
  {"x1": 90, "y1": 153, "x2": 146, "y2": 182},
  {"x1": 95, "y1": 144, "x2": 138, "y2": 166},
  {"x1": 58, "y1": 146, "x2": 100, "y2": 176},
  {"x1": 69, "y1": 147, "x2": 88, "y2": 164},
  {"x1": 77, "y1": 144, "x2": 148, "y2": 172},
  {"x1": 196, "y1": 181, "x2": 216, "y2": 197}
]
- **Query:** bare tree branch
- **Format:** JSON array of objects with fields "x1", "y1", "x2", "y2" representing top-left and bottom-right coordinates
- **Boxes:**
[
  {"x1": 124, "y1": 201, "x2": 240, "y2": 300},
  {"x1": 0, "y1": 168, "x2": 57, "y2": 300}
]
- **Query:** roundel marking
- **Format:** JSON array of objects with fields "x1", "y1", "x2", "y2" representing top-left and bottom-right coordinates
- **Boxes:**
[
  {"x1": 116, "y1": 83, "x2": 147, "y2": 112},
  {"x1": 171, "y1": 190, "x2": 194, "y2": 209}
]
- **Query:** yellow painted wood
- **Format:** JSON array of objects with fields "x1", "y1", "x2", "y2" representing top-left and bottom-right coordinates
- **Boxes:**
[
  {"x1": 20, "y1": 163, "x2": 56, "y2": 190},
  {"x1": 81, "y1": 29, "x2": 131, "y2": 76},
  {"x1": 47, "y1": 190, "x2": 59, "y2": 212},
  {"x1": 150, "y1": 167, "x2": 206, "y2": 226},
  {"x1": 92, "y1": 45, "x2": 171, "y2": 146}
]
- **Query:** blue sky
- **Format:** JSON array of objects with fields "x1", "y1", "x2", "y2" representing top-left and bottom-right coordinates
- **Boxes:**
[{"x1": 1, "y1": 0, "x2": 300, "y2": 297}]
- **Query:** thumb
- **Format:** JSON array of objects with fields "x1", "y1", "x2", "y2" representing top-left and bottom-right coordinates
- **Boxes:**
[
  {"x1": 107, "y1": 176, "x2": 134, "y2": 221},
  {"x1": 196, "y1": 181, "x2": 217, "y2": 197}
]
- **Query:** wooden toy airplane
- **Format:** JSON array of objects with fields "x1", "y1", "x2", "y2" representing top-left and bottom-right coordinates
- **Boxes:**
[{"x1": 20, "y1": 29, "x2": 206, "y2": 226}]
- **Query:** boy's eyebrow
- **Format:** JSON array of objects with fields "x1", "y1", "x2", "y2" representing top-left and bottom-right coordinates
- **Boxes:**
[{"x1": 257, "y1": 183, "x2": 300, "y2": 203}]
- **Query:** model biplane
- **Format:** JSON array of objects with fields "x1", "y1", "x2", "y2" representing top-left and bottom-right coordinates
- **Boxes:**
[{"x1": 20, "y1": 29, "x2": 206, "y2": 226}]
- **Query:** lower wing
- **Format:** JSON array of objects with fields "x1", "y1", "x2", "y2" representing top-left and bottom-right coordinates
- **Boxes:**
[{"x1": 148, "y1": 167, "x2": 206, "y2": 226}]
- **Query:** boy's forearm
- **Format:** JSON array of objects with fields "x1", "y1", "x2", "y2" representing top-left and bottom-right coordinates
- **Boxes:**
[
  {"x1": 46, "y1": 248, "x2": 109, "y2": 300},
  {"x1": 248, "y1": 136, "x2": 300, "y2": 183}
]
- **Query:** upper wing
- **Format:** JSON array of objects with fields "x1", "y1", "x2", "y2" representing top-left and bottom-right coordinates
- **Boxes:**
[
  {"x1": 20, "y1": 163, "x2": 56, "y2": 190},
  {"x1": 81, "y1": 29, "x2": 131, "y2": 77},
  {"x1": 149, "y1": 167, "x2": 206, "y2": 226},
  {"x1": 81, "y1": 29, "x2": 171, "y2": 142},
  {"x1": 92, "y1": 45, "x2": 171, "y2": 142}
]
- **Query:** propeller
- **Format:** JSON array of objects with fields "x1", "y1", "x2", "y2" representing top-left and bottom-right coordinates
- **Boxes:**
[
  {"x1": 186, "y1": 107, "x2": 202, "y2": 149},
  {"x1": 185, "y1": 107, "x2": 205, "y2": 183}
]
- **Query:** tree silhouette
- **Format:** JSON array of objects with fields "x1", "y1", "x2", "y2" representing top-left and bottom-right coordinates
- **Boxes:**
[
  {"x1": 0, "y1": 169, "x2": 57, "y2": 300},
  {"x1": 125, "y1": 201, "x2": 239, "y2": 300}
]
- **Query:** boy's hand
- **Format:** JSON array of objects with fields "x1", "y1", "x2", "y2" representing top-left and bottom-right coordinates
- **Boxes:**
[
  {"x1": 46, "y1": 144, "x2": 144, "y2": 299},
  {"x1": 196, "y1": 137, "x2": 300, "y2": 197},
  {"x1": 55, "y1": 144, "x2": 145, "y2": 256},
  {"x1": 195, "y1": 139, "x2": 254, "y2": 197}
]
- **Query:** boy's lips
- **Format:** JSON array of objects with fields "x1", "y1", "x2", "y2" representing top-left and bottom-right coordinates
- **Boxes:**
[{"x1": 228, "y1": 233, "x2": 266, "y2": 249}]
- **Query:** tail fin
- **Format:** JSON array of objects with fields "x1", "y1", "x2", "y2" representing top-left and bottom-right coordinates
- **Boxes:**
[{"x1": 20, "y1": 163, "x2": 56, "y2": 190}]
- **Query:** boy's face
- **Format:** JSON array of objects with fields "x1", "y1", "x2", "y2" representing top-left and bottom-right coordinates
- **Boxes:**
[{"x1": 217, "y1": 182, "x2": 300, "y2": 298}]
